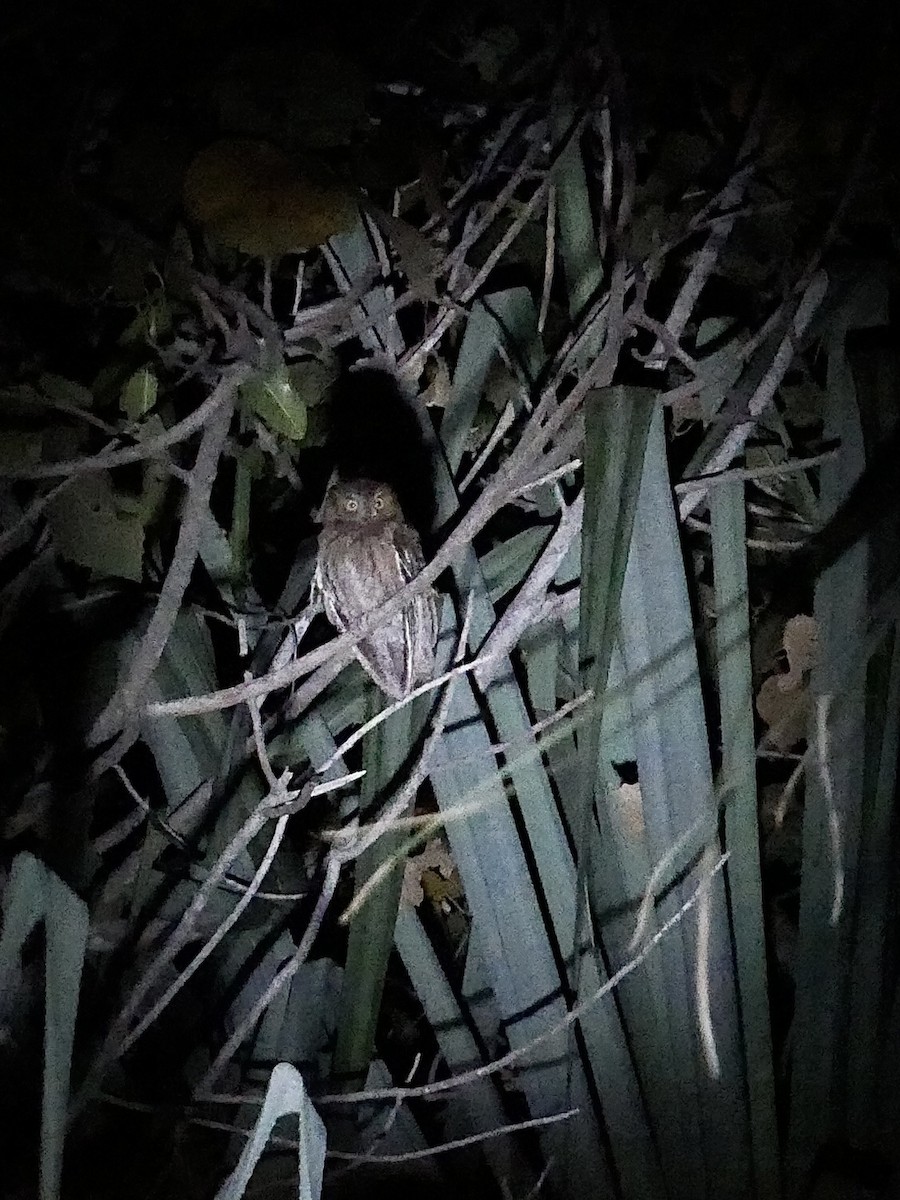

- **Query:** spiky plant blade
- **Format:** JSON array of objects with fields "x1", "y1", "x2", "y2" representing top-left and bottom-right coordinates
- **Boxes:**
[
  {"x1": 711, "y1": 479, "x2": 779, "y2": 1198},
  {"x1": 0, "y1": 853, "x2": 88, "y2": 1200}
]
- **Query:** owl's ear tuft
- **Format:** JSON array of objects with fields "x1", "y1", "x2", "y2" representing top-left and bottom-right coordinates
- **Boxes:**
[{"x1": 319, "y1": 481, "x2": 357, "y2": 523}]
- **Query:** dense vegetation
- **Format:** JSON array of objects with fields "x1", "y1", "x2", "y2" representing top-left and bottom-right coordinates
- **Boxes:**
[{"x1": 1, "y1": 2, "x2": 898, "y2": 1198}]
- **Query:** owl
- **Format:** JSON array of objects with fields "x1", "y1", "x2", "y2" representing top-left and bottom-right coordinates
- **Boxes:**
[{"x1": 314, "y1": 479, "x2": 438, "y2": 700}]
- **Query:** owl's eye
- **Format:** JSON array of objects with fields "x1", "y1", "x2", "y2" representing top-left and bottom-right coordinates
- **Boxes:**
[
  {"x1": 345, "y1": 498, "x2": 359, "y2": 512},
  {"x1": 373, "y1": 493, "x2": 384, "y2": 511}
]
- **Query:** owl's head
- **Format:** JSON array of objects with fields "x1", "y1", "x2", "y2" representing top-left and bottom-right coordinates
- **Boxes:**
[{"x1": 320, "y1": 479, "x2": 403, "y2": 524}]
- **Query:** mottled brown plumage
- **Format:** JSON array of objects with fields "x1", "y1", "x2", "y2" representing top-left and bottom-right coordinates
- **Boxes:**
[{"x1": 314, "y1": 479, "x2": 438, "y2": 700}]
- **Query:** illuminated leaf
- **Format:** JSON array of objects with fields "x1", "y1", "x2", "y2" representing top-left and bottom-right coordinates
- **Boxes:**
[
  {"x1": 213, "y1": 1062, "x2": 325, "y2": 1200},
  {"x1": 184, "y1": 139, "x2": 358, "y2": 257},
  {"x1": 782, "y1": 615, "x2": 818, "y2": 687},
  {"x1": 120, "y1": 365, "x2": 159, "y2": 421},
  {"x1": 47, "y1": 475, "x2": 146, "y2": 581},
  {"x1": 756, "y1": 671, "x2": 809, "y2": 753},
  {"x1": 240, "y1": 367, "x2": 308, "y2": 441}
]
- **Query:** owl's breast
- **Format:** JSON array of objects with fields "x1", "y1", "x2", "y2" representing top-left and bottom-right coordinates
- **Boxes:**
[
  {"x1": 316, "y1": 526, "x2": 407, "y2": 621},
  {"x1": 314, "y1": 519, "x2": 436, "y2": 699}
]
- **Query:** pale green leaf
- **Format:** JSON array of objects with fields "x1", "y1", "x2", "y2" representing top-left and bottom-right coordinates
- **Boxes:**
[
  {"x1": 240, "y1": 368, "x2": 308, "y2": 441},
  {"x1": 47, "y1": 475, "x2": 145, "y2": 580},
  {"x1": 0, "y1": 852, "x2": 88, "y2": 1200},
  {"x1": 214, "y1": 1062, "x2": 326, "y2": 1200},
  {"x1": 120, "y1": 365, "x2": 159, "y2": 421}
]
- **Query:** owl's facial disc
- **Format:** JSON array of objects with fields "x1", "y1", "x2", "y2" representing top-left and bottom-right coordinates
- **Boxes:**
[
  {"x1": 370, "y1": 485, "x2": 402, "y2": 519},
  {"x1": 322, "y1": 479, "x2": 400, "y2": 524}
]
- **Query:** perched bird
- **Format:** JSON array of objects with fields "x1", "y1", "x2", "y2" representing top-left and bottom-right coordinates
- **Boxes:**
[{"x1": 314, "y1": 479, "x2": 438, "y2": 700}]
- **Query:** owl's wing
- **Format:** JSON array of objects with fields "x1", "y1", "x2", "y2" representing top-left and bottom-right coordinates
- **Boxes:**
[
  {"x1": 389, "y1": 523, "x2": 426, "y2": 578},
  {"x1": 391, "y1": 525, "x2": 439, "y2": 687}
]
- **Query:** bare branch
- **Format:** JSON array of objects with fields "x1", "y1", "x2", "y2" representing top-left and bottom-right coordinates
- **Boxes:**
[
  {"x1": 1, "y1": 365, "x2": 250, "y2": 482},
  {"x1": 89, "y1": 390, "x2": 237, "y2": 746}
]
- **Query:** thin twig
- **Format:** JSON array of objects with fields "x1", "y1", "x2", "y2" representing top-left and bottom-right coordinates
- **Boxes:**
[
  {"x1": 198, "y1": 852, "x2": 729, "y2": 1110},
  {"x1": 815, "y1": 693, "x2": 844, "y2": 926},
  {"x1": 338, "y1": 597, "x2": 477, "y2": 913},
  {"x1": 538, "y1": 183, "x2": 557, "y2": 334},
  {"x1": 678, "y1": 270, "x2": 829, "y2": 520},
  {"x1": 512, "y1": 459, "x2": 583, "y2": 496},
  {"x1": 103, "y1": 1095, "x2": 577, "y2": 1167},
  {"x1": 0, "y1": 475, "x2": 79, "y2": 559},
  {"x1": 459, "y1": 181, "x2": 550, "y2": 305},
  {"x1": 0, "y1": 364, "x2": 250, "y2": 481},
  {"x1": 675, "y1": 450, "x2": 838, "y2": 493},
  {"x1": 317, "y1": 646, "x2": 491, "y2": 775},
  {"x1": 445, "y1": 124, "x2": 549, "y2": 269},
  {"x1": 196, "y1": 851, "x2": 343, "y2": 1093},
  {"x1": 145, "y1": 468, "x2": 511, "y2": 719},
  {"x1": 476, "y1": 493, "x2": 584, "y2": 687},
  {"x1": 90, "y1": 389, "x2": 237, "y2": 746},
  {"x1": 695, "y1": 843, "x2": 721, "y2": 1079},
  {"x1": 121, "y1": 815, "x2": 290, "y2": 1054},
  {"x1": 71, "y1": 781, "x2": 309, "y2": 1117},
  {"x1": 197, "y1": 603, "x2": 475, "y2": 1090},
  {"x1": 457, "y1": 402, "x2": 516, "y2": 494}
]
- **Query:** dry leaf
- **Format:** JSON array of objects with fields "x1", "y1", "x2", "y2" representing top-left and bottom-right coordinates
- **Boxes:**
[
  {"x1": 369, "y1": 209, "x2": 441, "y2": 301},
  {"x1": 420, "y1": 357, "x2": 453, "y2": 409},
  {"x1": 781, "y1": 614, "x2": 817, "y2": 687},
  {"x1": 401, "y1": 838, "x2": 456, "y2": 908},
  {"x1": 756, "y1": 673, "x2": 809, "y2": 752},
  {"x1": 755, "y1": 614, "x2": 817, "y2": 751}
]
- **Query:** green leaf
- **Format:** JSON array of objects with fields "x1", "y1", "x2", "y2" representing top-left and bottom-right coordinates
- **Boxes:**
[
  {"x1": 579, "y1": 386, "x2": 656, "y2": 699},
  {"x1": 552, "y1": 103, "x2": 604, "y2": 321},
  {"x1": 332, "y1": 699, "x2": 417, "y2": 1088},
  {"x1": 214, "y1": 1062, "x2": 326, "y2": 1200},
  {"x1": 615, "y1": 407, "x2": 752, "y2": 1194},
  {"x1": 443, "y1": 288, "x2": 540, "y2": 475},
  {"x1": 229, "y1": 445, "x2": 254, "y2": 579},
  {"x1": 120, "y1": 365, "x2": 159, "y2": 421},
  {"x1": 394, "y1": 905, "x2": 535, "y2": 1193},
  {"x1": 480, "y1": 526, "x2": 548, "y2": 602},
  {"x1": 240, "y1": 367, "x2": 308, "y2": 442},
  {"x1": 711, "y1": 479, "x2": 779, "y2": 1198},
  {"x1": 787, "y1": 301, "x2": 871, "y2": 1190},
  {"x1": 0, "y1": 852, "x2": 88, "y2": 1200},
  {"x1": 47, "y1": 475, "x2": 146, "y2": 580}
]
